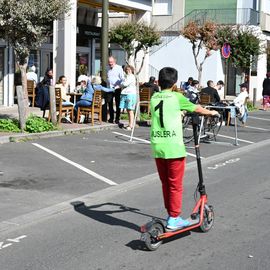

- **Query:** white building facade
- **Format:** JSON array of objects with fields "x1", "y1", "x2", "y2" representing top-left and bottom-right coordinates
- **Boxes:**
[
  {"x1": 150, "y1": 0, "x2": 270, "y2": 101},
  {"x1": 0, "y1": 0, "x2": 152, "y2": 107}
]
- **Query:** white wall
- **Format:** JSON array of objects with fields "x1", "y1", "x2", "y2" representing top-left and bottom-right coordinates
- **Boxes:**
[
  {"x1": 261, "y1": 0, "x2": 270, "y2": 13},
  {"x1": 149, "y1": 36, "x2": 224, "y2": 88}
]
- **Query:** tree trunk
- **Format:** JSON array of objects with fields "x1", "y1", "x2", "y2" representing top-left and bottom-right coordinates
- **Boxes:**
[
  {"x1": 198, "y1": 64, "x2": 203, "y2": 86},
  {"x1": 18, "y1": 62, "x2": 29, "y2": 130}
]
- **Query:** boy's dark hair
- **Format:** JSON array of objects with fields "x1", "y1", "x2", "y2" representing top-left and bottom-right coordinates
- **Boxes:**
[{"x1": 158, "y1": 67, "x2": 178, "y2": 90}]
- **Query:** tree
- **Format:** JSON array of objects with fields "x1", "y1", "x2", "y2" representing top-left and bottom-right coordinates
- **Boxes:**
[
  {"x1": 109, "y1": 21, "x2": 161, "y2": 76},
  {"x1": 181, "y1": 20, "x2": 220, "y2": 84},
  {"x1": 217, "y1": 25, "x2": 265, "y2": 71},
  {"x1": 0, "y1": 0, "x2": 71, "y2": 130},
  {"x1": 109, "y1": 21, "x2": 161, "y2": 120}
]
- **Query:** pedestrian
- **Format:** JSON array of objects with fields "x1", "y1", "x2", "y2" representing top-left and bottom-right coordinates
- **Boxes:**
[
  {"x1": 119, "y1": 65, "x2": 137, "y2": 130},
  {"x1": 262, "y1": 72, "x2": 270, "y2": 111},
  {"x1": 103, "y1": 56, "x2": 124, "y2": 124},
  {"x1": 233, "y1": 83, "x2": 249, "y2": 126},
  {"x1": 150, "y1": 67, "x2": 218, "y2": 230}
]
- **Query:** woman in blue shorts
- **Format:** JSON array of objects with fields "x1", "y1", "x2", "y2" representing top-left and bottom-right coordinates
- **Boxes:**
[{"x1": 120, "y1": 65, "x2": 137, "y2": 130}]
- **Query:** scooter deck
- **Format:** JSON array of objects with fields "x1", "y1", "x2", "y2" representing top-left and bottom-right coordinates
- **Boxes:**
[{"x1": 165, "y1": 217, "x2": 200, "y2": 232}]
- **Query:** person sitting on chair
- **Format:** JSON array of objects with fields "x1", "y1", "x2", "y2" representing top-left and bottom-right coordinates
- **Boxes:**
[
  {"x1": 185, "y1": 80, "x2": 200, "y2": 104},
  {"x1": 74, "y1": 75, "x2": 94, "y2": 123},
  {"x1": 141, "y1": 76, "x2": 159, "y2": 96},
  {"x1": 55, "y1": 75, "x2": 73, "y2": 123},
  {"x1": 200, "y1": 80, "x2": 220, "y2": 104}
]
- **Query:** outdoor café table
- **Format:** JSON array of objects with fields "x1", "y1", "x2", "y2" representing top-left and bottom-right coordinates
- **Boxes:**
[
  {"x1": 201, "y1": 104, "x2": 238, "y2": 146},
  {"x1": 67, "y1": 92, "x2": 82, "y2": 104}
]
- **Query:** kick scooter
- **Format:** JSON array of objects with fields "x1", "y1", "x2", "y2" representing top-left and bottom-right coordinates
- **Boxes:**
[{"x1": 140, "y1": 113, "x2": 215, "y2": 251}]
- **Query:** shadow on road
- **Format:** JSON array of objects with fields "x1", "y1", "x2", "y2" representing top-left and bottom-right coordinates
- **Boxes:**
[{"x1": 71, "y1": 201, "x2": 161, "y2": 232}]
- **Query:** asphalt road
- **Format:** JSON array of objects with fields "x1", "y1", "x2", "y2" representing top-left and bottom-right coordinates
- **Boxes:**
[{"x1": 0, "y1": 110, "x2": 269, "y2": 269}]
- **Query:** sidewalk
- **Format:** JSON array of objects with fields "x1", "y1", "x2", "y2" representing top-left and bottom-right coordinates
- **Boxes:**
[{"x1": 0, "y1": 105, "x2": 118, "y2": 144}]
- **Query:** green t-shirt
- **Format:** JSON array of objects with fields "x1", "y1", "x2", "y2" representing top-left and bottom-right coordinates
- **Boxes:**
[{"x1": 150, "y1": 90, "x2": 196, "y2": 159}]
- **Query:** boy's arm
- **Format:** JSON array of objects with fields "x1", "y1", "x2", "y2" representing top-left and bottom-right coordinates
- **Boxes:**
[{"x1": 194, "y1": 105, "x2": 219, "y2": 116}]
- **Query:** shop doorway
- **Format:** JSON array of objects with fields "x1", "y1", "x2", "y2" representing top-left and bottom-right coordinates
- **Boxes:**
[{"x1": 40, "y1": 50, "x2": 53, "y2": 81}]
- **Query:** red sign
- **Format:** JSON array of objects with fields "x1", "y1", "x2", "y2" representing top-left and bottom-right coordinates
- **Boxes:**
[{"x1": 222, "y1": 43, "x2": 231, "y2": 59}]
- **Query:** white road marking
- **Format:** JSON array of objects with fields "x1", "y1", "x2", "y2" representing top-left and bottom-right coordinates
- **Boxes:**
[
  {"x1": 0, "y1": 235, "x2": 27, "y2": 250},
  {"x1": 6, "y1": 235, "x2": 27, "y2": 243},
  {"x1": 112, "y1": 132, "x2": 204, "y2": 158},
  {"x1": 215, "y1": 133, "x2": 254, "y2": 144},
  {"x1": 244, "y1": 125, "x2": 270, "y2": 131},
  {"x1": 32, "y1": 143, "x2": 117, "y2": 186},
  {"x1": 208, "y1": 158, "x2": 240, "y2": 170},
  {"x1": 112, "y1": 131, "x2": 150, "y2": 144},
  {"x1": 249, "y1": 116, "x2": 270, "y2": 121},
  {"x1": 0, "y1": 243, "x2": 12, "y2": 249},
  {"x1": 186, "y1": 152, "x2": 205, "y2": 159}
]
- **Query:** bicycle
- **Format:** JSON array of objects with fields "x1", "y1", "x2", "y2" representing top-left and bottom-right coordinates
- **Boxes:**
[{"x1": 182, "y1": 112, "x2": 223, "y2": 144}]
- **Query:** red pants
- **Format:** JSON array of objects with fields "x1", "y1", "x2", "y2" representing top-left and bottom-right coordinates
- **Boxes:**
[{"x1": 155, "y1": 158, "x2": 186, "y2": 217}]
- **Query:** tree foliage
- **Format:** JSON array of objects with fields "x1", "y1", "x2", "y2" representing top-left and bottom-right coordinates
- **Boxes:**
[
  {"x1": 0, "y1": 0, "x2": 70, "y2": 129},
  {"x1": 109, "y1": 21, "x2": 161, "y2": 75},
  {"x1": 217, "y1": 25, "x2": 264, "y2": 70},
  {"x1": 181, "y1": 20, "x2": 219, "y2": 83},
  {"x1": 0, "y1": 0, "x2": 70, "y2": 65}
]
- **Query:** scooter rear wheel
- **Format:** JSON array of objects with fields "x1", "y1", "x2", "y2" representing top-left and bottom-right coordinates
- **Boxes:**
[
  {"x1": 200, "y1": 204, "x2": 214, "y2": 232},
  {"x1": 143, "y1": 223, "x2": 164, "y2": 251}
]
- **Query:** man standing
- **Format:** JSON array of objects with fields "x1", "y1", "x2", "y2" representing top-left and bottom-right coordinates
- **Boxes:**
[{"x1": 103, "y1": 56, "x2": 124, "y2": 123}]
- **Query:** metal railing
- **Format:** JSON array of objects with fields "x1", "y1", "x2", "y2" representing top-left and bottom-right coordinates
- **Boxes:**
[
  {"x1": 150, "y1": 8, "x2": 260, "y2": 55},
  {"x1": 149, "y1": 64, "x2": 159, "y2": 80}
]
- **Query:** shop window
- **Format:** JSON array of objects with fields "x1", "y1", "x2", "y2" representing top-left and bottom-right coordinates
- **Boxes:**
[{"x1": 76, "y1": 53, "x2": 89, "y2": 79}]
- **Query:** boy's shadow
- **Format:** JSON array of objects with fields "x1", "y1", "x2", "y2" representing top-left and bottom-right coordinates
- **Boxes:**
[
  {"x1": 71, "y1": 201, "x2": 164, "y2": 250},
  {"x1": 71, "y1": 201, "x2": 193, "y2": 251},
  {"x1": 71, "y1": 201, "x2": 163, "y2": 232}
]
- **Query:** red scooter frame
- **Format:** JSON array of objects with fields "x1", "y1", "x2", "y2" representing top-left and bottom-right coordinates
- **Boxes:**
[{"x1": 141, "y1": 113, "x2": 215, "y2": 251}]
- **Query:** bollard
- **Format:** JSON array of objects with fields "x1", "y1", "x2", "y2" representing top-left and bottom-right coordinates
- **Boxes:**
[
  {"x1": 253, "y1": 88, "x2": 257, "y2": 107},
  {"x1": 49, "y1": 86, "x2": 57, "y2": 124}
]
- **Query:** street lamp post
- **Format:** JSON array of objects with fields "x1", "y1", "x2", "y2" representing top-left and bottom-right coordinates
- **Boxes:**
[{"x1": 101, "y1": 0, "x2": 109, "y2": 82}]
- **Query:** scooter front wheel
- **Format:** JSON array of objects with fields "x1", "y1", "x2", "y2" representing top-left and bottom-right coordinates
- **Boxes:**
[
  {"x1": 142, "y1": 223, "x2": 164, "y2": 251},
  {"x1": 200, "y1": 204, "x2": 214, "y2": 232}
]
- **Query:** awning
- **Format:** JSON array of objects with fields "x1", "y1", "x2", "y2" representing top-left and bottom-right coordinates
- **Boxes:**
[{"x1": 78, "y1": 0, "x2": 152, "y2": 13}]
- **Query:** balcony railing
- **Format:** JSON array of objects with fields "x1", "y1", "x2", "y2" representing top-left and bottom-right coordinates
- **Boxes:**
[{"x1": 150, "y1": 8, "x2": 260, "y2": 55}]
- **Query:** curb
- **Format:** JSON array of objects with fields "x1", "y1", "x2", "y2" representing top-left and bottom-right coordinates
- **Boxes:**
[{"x1": 0, "y1": 124, "x2": 118, "y2": 144}]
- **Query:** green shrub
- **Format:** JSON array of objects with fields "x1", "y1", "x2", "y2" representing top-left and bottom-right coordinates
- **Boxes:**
[
  {"x1": 120, "y1": 113, "x2": 129, "y2": 120},
  {"x1": 0, "y1": 119, "x2": 20, "y2": 132},
  {"x1": 140, "y1": 113, "x2": 151, "y2": 121},
  {"x1": 25, "y1": 115, "x2": 57, "y2": 133},
  {"x1": 120, "y1": 112, "x2": 151, "y2": 121},
  {"x1": 247, "y1": 101, "x2": 258, "y2": 112}
]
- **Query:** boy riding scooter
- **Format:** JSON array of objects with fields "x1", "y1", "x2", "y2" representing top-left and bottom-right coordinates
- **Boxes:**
[{"x1": 150, "y1": 67, "x2": 219, "y2": 230}]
